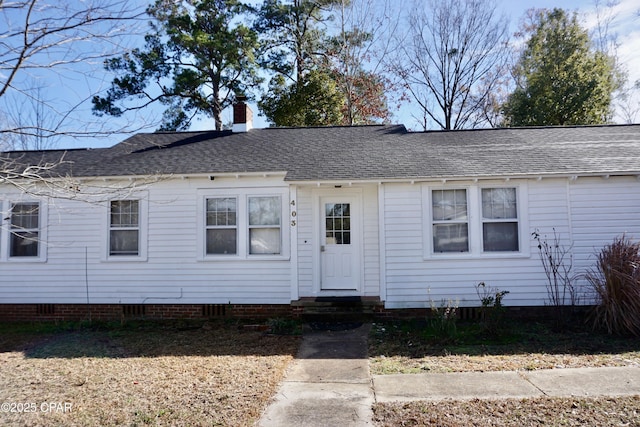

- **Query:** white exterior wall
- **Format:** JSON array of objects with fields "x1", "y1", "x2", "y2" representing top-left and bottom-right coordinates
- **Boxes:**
[
  {"x1": 0, "y1": 176, "x2": 293, "y2": 304},
  {"x1": 296, "y1": 185, "x2": 314, "y2": 296},
  {"x1": 569, "y1": 177, "x2": 640, "y2": 274},
  {"x1": 381, "y1": 177, "x2": 640, "y2": 309},
  {"x1": 2, "y1": 174, "x2": 638, "y2": 308},
  {"x1": 296, "y1": 184, "x2": 380, "y2": 297}
]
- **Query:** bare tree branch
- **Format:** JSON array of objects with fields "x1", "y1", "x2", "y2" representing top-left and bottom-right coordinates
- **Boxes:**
[
  {"x1": 324, "y1": 0, "x2": 398, "y2": 125},
  {"x1": 0, "y1": 0, "x2": 147, "y2": 147},
  {"x1": 390, "y1": 0, "x2": 509, "y2": 130},
  {"x1": 0, "y1": 149, "x2": 169, "y2": 204}
]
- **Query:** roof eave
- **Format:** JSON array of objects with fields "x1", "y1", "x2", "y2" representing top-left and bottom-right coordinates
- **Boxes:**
[{"x1": 285, "y1": 171, "x2": 640, "y2": 185}]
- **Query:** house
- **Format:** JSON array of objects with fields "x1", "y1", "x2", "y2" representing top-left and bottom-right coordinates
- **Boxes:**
[{"x1": 1, "y1": 101, "x2": 640, "y2": 321}]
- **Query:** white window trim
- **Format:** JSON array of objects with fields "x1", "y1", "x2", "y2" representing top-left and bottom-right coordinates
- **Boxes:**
[
  {"x1": 197, "y1": 188, "x2": 290, "y2": 261},
  {"x1": 247, "y1": 195, "x2": 283, "y2": 256},
  {"x1": 422, "y1": 182, "x2": 529, "y2": 259},
  {"x1": 0, "y1": 198, "x2": 48, "y2": 263},
  {"x1": 102, "y1": 195, "x2": 148, "y2": 262},
  {"x1": 205, "y1": 195, "x2": 239, "y2": 257},
  {"x1": 479, "y1": 186, "x2": 521, "y2": 254},
  {"x1": 428, "y1": 186, "x2": 471, "y2": 256}
]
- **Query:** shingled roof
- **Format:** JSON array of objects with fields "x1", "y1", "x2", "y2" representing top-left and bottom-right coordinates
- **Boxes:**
[{"x1": 3, "y1": 124, "x2": 640, "y2": 181}]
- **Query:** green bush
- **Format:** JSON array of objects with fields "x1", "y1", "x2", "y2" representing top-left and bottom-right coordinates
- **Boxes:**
[
  {"x1": 586, "y1": 235, "x2": 640, "y2": 336},
  {"x1": 267, "y1": 318, "x2": 301, "y2": 335}
]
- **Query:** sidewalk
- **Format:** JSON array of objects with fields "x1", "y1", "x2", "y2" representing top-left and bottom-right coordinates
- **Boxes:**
[
  {"x1": 258, "y1": 323, "x2": 374, "y2": 427},
  {"x1": 374, "y1": 366, "x2": 640, "y2": 402},
  {"x1": 257, "y1": 323, "x2": 640, "y2": 427}
]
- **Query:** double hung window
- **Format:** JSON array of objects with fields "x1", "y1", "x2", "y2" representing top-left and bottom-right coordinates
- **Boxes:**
[
  {"x1": 10, "y1": 202, "x2": 40, "y2": 257},
  {"x1": 200, "y1": 192, "x2": 286, "y2": 259},
  {"x1": 431, "y1": 189, "x2": 469, "y2": 253},
  {"x1": 426, "y1": 185, "x2": 523, "y2": 256},
  {"x1": 481, "y1": 188, "x2": 519, "y2": 252},
  {"x1": 109, "y1": 200, "x2": 140, "y2": 256},
  {"x1": 248, "y1": 196, "x2": 281, "y2": 255},
  {"x1": 206, "y1": 197, "x2": 237, "y2": 255}
]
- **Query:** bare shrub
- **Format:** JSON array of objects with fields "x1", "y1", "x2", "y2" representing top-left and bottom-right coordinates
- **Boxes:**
[
  {"x1": 475, "y1": 282, "x2": 509, "y2": 335},
  {"x1": 429, "y1": 299, "x2": 459, "y2": 340},
  {"x1": 585, "y1": 235, "x2": 640, "y2": 336},
  {"x1": 532, "y1": 229, "x2": 578, "y2": 307}
]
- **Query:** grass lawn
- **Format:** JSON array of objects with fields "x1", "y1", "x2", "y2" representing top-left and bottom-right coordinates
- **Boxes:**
[
  {"x1": 0, "y1": 320, "x2": 300, "y2": 426},
  {"x1": 3, "y1": 316, "x2": 638, "y2": 426},
  {"x1": 370, "y1": 317, "x2": 640, "y2": 426},
  {"x1": 369, "y1": 318, "x2": 640, "y2": 374}
]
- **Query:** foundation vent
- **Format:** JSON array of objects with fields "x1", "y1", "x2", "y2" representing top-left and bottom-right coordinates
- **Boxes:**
[
  {"x1": 202, "y1": 304, "x2": 227, "y2": 317},
  {"x1": 122, "y1": 305, "x2": 146, "y2": 317},
  {"x1": 36, "y1": 304, "x2": 55, "y2": 316}
]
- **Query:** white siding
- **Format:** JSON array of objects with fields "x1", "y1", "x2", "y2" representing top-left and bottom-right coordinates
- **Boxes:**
[
  {"x1": 5, "y1": 174, "x2": 638, "y2": 308},
  {"x1": 362, "y1": 185, "x2": 381, "y2": 296},
  {"x1": 0, "y1": 176, "x2": 292, "y2": 304},
  {"x1": 296, "y1": 186, "x2": 314, "y2": 297},
  {"x1": 569, "y1": 177, "x2": 640, "y2": 275},
  {"x1": 383, "y1": 180, "x2": 571, "y2": 308}
]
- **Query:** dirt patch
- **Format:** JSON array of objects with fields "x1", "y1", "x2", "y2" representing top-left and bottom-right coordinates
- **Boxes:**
[
  {"x1": 373, "y1": 396, "x2": 640, "y2": 426},
  {"x1": 0, "y1": 321, "x2": 299, "y2": 426}
]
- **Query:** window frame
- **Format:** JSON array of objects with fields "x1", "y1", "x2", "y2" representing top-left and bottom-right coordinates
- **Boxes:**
[
  {"x1": 103, "y1": 196, "x2": 148, "y2": 262},
  {"x1": 1, "y1": 199, "x2": 48, "y2": 263},
  {"x1": 247, "y1": 195, "x2": 282, "y2": 255},
  {"x1": 109, "y1": 200, "x2": 141, "y2": 257},
  {"x1": 197, "y1": 188, "x2": 290, "y2": 261},
  {"x1": 422, "y1": 182, "x2": 529, "y2": 259},
  {"x1": 480, "y1": 187, "x2": 520, "y2": 253},
  {"x1": 10, "y1": 201, "x2": 40, "y2": 258},
  {"x1": 430, "y1": 188, "x2": 470, "y2": 254},
  {"x1": 205, "y1": 196, "x2": 238, "y2": 256}
]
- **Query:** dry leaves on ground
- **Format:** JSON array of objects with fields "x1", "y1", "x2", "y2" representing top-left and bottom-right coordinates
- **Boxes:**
[
  {"x1": 0, "y1": 322, "x2": 299, "y2": 426},
  {"x1": 370, "y1": 352, "x2": 640, "y2": 375},
  {"x1": 373, "y1": 396, "x2": 640, "y2": 426},
  {"x1": 369, "y1": 321, "x2": 640, "y2": 375}
]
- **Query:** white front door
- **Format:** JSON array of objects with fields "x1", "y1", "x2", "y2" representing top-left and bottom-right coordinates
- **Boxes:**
[{"x1": 320, "y1": 197, "x2": 360, "y2": 290}]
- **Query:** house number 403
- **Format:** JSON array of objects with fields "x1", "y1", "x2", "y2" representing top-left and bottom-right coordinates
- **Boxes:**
[{"x1": 290, "y1": 205, "x2": 297, "y2": 227}]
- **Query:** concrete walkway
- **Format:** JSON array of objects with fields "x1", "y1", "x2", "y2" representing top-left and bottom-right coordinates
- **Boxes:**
[
  {"x1": 374, "y1": 366, "x2": 640, "y2": 402},
  {"x1": 257, "y1": 323, "x2": 640, "y2": 427},
  {"x1": 258, "y1": 323, "x2": 374, "y2": 427}
]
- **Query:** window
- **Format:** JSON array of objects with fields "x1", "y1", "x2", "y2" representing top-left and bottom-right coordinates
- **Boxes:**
[
  {"x1": 481, "y1": 188, "x2": 519, "y2": 252},
  {"x1": 198, "y1": 190, "x2": 289, "y2": 260},
  {"x1": 431, "y1": 189, "x2": 468, "y2": 252},
  {"x1": 249, "y1": 196, "x2": 281, "y2": 254},
  {"x1": 10, "y1": 202, "x2": 39, "y2": 257},
  {"x1": 423, "y1": 184, "x2": 527, "y2": 258},
  {"x1": 325, "y1": 203, "x2": 350, "y2": 245},
  {"x1": 109, "y1": 200, "x2": 140, "y2": 256},
  {"x1": 206, "y1": 197, "x2": 237, "y2": 255}
]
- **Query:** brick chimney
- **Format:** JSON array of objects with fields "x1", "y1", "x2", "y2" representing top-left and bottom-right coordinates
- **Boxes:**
[{"x1": 232, "y1": 96, "x2": 253, "y2": 133}]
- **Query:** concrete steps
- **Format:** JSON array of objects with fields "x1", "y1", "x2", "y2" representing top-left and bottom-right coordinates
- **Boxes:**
[{"x1": 292, "y1": 297, "x2": 383, "y2": 322}]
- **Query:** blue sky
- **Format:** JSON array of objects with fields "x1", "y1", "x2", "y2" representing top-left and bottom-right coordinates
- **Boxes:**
[
  {"x1": 230, "y1": 0, "x2": 640, "y2": 132},
  {"x1": 2, "y1": 0, "x2": 638, "y2": 149}
]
